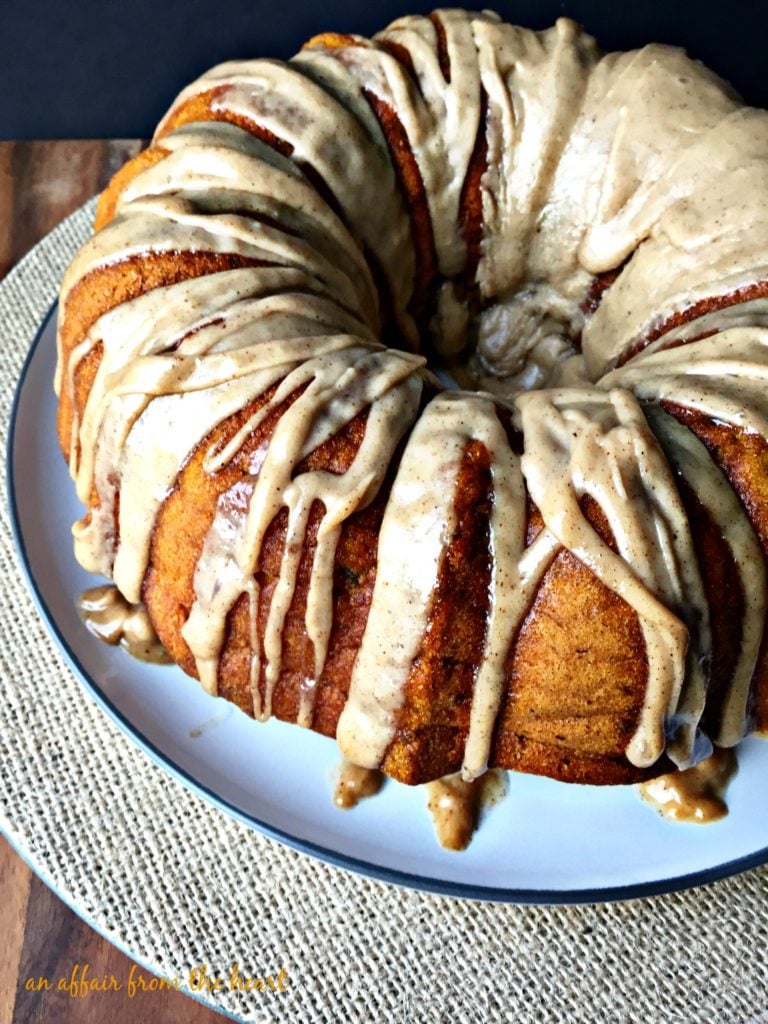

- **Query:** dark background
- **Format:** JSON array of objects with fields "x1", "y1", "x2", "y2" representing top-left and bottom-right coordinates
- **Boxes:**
[{"x1": 2, "y1": 0, "x2": 767, "y2": 139}]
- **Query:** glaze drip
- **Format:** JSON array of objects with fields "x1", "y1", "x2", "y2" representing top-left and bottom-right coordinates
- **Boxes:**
[
  {"x1": 77, "y1": 585, "x2": 171, "y2": 664},
  {"x1": 333, "y1": 761, "x2": 384, "y2": 808},
  {"x1": 516, "y1": 387, "x2": 711, "y2": 768},
  {"x1": 425, "y1": 769, "x2": 508, "y2": 850},
  {"x1": 638, "y1": 748, "x2": 738, "y2": 823}
]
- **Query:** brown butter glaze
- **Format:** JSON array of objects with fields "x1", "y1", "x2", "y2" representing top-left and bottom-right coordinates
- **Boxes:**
[
  {"x1": 638, "y1": 748, "x2": 738, "y2": 823},
  {"x1": 425, "y1": 769, "x2": 508, "y2": 851},
  {"x1": 333, "y1": 761, "x2": 384, "y2": 809},
  {"x1": 77, "y1": 585, "x2": 171, "y2": 664}
]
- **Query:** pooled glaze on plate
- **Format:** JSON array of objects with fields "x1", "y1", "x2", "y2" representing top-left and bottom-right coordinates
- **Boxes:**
[
  {"x1": 639, "y1": 748, "x2": 738, "y2": 824},
  {"x1": 77, "y1": 584, "x2": 171, "y2": 664}
]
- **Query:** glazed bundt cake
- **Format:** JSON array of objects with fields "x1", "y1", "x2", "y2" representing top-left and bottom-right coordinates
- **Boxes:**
[{"x1": 56, "y1": 9, "x2": 768, "y2": 793}]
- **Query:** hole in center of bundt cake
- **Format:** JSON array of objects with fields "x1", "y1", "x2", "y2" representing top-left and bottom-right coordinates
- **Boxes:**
[{"x1": 427, "y1": 279, "x2": 586, "y2": 399}]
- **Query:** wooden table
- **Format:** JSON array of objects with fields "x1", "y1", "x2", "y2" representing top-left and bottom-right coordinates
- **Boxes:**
[{"x1": 0, "y1": 140, "x2": 227, "y2": 1024}]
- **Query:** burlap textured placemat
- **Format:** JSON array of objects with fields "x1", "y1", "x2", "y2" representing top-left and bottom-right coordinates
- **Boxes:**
[{"x1": 2, "y1": 202, "x2": 768, "y2": 1024}]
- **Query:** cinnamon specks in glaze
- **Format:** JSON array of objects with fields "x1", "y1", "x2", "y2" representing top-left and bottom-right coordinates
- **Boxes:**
[{"x1": 333, "y1": 761, "x2": 384, "y2": 809}]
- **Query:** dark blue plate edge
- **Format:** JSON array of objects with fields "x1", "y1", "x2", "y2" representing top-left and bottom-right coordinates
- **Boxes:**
[{"x1": 6, "y1": 299, "x2": 768, "y2": 909}]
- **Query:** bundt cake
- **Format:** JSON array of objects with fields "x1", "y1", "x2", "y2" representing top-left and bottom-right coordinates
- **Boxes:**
[{"x1": 55, "y1": 9, "x2": 768, "y2": 797}]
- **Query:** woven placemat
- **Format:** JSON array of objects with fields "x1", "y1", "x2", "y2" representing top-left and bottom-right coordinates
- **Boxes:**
[{"x1": 2, "y1": 202, "x2": 768, "y2": 1024}]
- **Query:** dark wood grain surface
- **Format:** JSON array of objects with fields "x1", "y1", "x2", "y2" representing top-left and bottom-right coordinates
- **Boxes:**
[{"x1": 1, "y1": 140, "x2": 228, "y2": 1024}]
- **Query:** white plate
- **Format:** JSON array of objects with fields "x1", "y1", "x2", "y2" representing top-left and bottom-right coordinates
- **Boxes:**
[{"x1": 9, "y1": 303, "x2": 768, "y2": 904}]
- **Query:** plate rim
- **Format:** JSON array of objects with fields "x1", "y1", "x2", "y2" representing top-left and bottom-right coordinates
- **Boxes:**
[{"x1": 8, "y1": 299, "x2": 768, "y2": 906}]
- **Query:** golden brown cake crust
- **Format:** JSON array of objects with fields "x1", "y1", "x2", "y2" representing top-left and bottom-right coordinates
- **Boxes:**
[
  {"x1": 58, "y1": 252, "x2": 267, "y2": 463},
  {"x1": 662, "y1": 402, "x2": 768, "y2": 734},
  {"x1": 140, "y1": 371, "x2": 663, "y2": 785}
]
